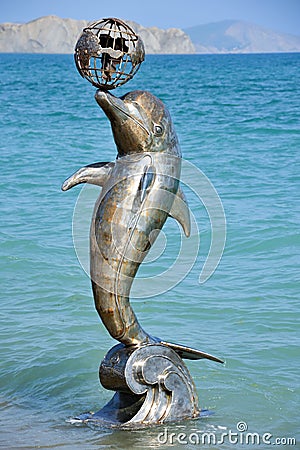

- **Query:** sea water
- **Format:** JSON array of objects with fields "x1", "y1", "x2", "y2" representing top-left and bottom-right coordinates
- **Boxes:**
[{"x1": 0, "y1": 53, "x2": 299, "y2": 449}]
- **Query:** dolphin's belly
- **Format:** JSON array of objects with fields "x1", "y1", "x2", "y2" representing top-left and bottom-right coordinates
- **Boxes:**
[{"x1": 90, "y1": 153, "x2": 180, "y2": 344}]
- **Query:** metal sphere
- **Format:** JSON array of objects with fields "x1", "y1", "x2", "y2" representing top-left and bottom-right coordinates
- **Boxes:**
[{"x1": 74, "y1": 18, "x2": 145, "y2": 90}]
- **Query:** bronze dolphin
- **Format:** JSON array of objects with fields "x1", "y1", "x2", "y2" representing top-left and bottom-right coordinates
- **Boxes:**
[{"x1": 62, "y1": 90, "x2": 223, "y2": 364}]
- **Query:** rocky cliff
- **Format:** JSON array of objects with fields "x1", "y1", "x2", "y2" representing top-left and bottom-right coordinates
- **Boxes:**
[
  {"x1": 2, "y1": 16, "x2": 299, "y2": 55},
  {"x1": 0, "y1": 15, "x2": 195, "y2": 54}
]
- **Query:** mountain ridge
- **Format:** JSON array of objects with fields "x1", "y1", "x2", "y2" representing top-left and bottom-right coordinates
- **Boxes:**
[
  {"x1": 184, "y1": 20, "x2": 300, "y2": 53},
  {"x1": 0, "y1": 16, "x2": 300, "y2": 54},
  {"x1": 0, "y1": 15, "x2": 195, "y2": 54}
]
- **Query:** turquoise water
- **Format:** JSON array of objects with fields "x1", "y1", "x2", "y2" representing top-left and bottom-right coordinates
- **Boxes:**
[{"x1": 0, "y1": 53, "x2": 299, "y2": 449}]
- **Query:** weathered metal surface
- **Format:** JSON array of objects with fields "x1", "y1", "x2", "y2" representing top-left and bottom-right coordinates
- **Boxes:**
[
  {"x1": 70, "y1": 343, "x2": 199, "y2": 428},
  {"x1": 63, "y1": 90, "x2": 190, "y2": 346},
  {"x1": 62, "y1": 88, "x2": 223, "y2": 427},
  {"x1": 74, "y1": 18, "x2": 145, "y2": 90},
  {"x1": 63, "y1": 25, "x2": 223, "y2": 425}
]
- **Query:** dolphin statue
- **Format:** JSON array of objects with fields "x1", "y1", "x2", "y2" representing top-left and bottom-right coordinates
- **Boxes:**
[{"x1": 62, "y1": 90, "x2": 223, "y2": 364}]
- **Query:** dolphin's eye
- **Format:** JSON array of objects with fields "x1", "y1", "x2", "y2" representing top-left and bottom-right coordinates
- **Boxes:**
[{"x1": 153, "y1": 124, "x2": 164, "y2": 136}]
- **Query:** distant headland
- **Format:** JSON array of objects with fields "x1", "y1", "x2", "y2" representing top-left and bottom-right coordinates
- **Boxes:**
[{"x1": 1, "y1": 15, "x2": 299, "y2": 54}]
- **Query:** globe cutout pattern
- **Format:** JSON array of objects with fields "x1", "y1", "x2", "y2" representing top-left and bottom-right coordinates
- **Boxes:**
[{"x1": 74, "y1": 18, "x2": 145, "y2": 90}]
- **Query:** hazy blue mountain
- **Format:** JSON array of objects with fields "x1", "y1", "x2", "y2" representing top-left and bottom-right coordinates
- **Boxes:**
[{"x1": 184, "y1": 20, "x2": 300, "y2": 53}]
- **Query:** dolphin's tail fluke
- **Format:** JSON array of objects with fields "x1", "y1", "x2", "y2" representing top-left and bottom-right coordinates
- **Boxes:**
[{"x1": 160, "y1": 340, "x2": 224, "y2": 364}]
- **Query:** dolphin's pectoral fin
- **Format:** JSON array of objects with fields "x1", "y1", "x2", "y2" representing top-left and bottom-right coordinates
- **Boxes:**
[
  {"x1": 139, "y1": 164, "x2": 156, "y2": 202},
  {"x1": 61, "y1": 161, "x2": 114, "y2": 191},
  {"x1": 160, "y1": 340, "x2": 224, "y2": 364},
  {"x1": 169, "y1": 187, "x2": 191, "y2": 237}
]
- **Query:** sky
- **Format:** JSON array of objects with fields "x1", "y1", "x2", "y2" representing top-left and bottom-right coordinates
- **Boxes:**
[{"x1": 1, "y1": 0, "x2": 300, "y2": 36}]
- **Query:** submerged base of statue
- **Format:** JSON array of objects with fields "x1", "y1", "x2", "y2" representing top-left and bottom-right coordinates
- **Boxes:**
[{"x1": 68, "y1": 343, "x2": 203, "y2": 428}]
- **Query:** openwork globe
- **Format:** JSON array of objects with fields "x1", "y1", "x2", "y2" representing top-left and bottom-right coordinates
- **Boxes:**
[{"x1": 74, "y1": 18, "x2": 145, "y2": 90}]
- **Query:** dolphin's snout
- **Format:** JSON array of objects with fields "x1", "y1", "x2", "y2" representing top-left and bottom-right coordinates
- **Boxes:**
[
  {"x1": 95, "y1": 90, "x2": 150, "y2": 139},
  {"x1": 95, "y1": 89, "x2": 128, "y2": 122},
  {"x1": 95, "y1": 89, "x2": 108, "y2": 104},
  {"x1": 95, "y1": 89, "x2": 122, "y2": 110}
]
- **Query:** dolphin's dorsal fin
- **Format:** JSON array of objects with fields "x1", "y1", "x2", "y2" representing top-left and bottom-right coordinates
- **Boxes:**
[
  {"x1": 169, "y1": 187, "x2": 191, "y2": 237},
  {"x1": 62, "y1": 161, "x2": 114, "y2": 191}
]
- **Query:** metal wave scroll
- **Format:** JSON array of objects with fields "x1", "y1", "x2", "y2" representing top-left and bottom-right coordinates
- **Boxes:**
[{"x1": 70, "y1": 343, "x2": 199, "y2": 427}]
